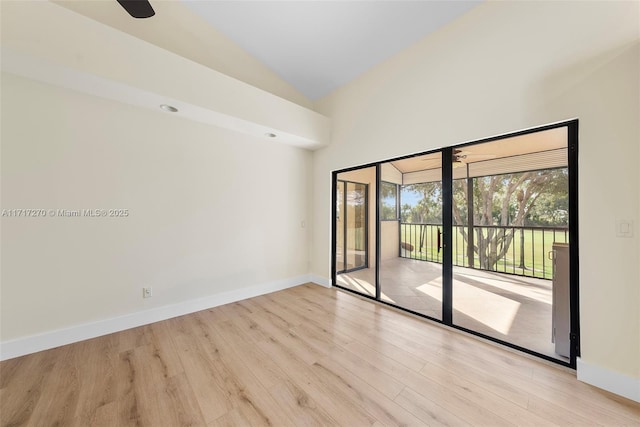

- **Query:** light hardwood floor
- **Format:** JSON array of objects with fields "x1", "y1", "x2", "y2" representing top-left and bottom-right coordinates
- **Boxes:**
[
  {"x1": 337, "y1": 258, "x2": 565, "y2": 361},
  {"x1": 1, "y1": 284, "x2": 638, "y2": 426}
]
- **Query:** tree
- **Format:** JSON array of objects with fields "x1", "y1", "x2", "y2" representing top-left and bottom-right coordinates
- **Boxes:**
[
  {"x1": 401, "y1": 203, "x2": 413, "y2": 223},
  {"x1": 401, "y1": 182, "x2": 442, "y2": 223},
  {"x1": 452, "y1": 168, "x2": 567, "y2": 271},
  {"x1": 380, "y1": 181, "x2": 398, "y2": 220},
  {"x1": 525, "y1": 169, "x2": 568, "y2": 226}
]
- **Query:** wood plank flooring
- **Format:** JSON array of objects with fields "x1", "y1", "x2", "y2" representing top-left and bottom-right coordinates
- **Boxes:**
[
  {"x1": 337, "y1": 259, "x2": 564, "y2": 361},
  {"x1": 1, "y1": 283, "x2": 639, "y2": 426}
]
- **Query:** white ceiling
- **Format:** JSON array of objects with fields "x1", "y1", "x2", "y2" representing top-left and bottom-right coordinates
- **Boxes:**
[{"x1": 183, "y1": 1, "x2": 481, "y2": 100}]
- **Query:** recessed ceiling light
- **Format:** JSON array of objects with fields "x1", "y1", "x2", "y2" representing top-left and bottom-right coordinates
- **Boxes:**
[
  {"x1": 264, "y1": 132, "x2": 277, "y2": 138},
  {"x1": 160, "y1": 104, "x2": 178, "y2": 113}
]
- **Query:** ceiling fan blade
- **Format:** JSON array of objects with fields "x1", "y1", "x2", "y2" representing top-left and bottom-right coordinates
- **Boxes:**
[{"x1": 117, "y1": 0, "x2": 155, "y2": 18}]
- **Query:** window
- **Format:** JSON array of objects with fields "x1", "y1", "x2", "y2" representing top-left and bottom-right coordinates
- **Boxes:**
[{"x1": 380, "y1": 181, "x2": 398, "y2": 220}]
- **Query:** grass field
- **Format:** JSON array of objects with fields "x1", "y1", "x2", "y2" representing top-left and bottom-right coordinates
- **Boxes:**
[{"x1": 400, "y1": 223, "x2": 569, "y2": 279}]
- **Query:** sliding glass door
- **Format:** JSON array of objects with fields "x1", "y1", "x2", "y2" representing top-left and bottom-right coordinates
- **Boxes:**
[
  {"x1": 332, "y1": 120, "x2": 579, "y2": 367},
  {"x1": 336, "y1": 180, "x2": 368, "y2": 272},
  {"x1": 450, "y1": 127, "x2": 571, "y2": 362},
  {"x1": 335, "y1": 168, "x2": 376, "y2": 297},
  {"x1": 379, "y1": 155, "x2": 443, "y2": 320}
]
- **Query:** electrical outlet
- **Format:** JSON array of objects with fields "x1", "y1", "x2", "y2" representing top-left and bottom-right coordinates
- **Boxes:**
[{"x1": 143, "y1": 287, "x2": 152, "y2": 298}]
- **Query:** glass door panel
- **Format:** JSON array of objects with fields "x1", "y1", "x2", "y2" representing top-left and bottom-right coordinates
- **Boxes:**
[
  {"x1": 345, "y1": 181, "x2": 367, "y2": 270},
  {"x1": 451, "y1": 127, "x2": 570, "y2": 362},
  {"x1": 335, "y1": 167, "x2": 376, "y2": 297},
  {"x1": 336, "y1": 181, "x2": 345, "y2": 272},
  {"x1": 379, "y1": 154, "x2": 443, "y2": 320}
]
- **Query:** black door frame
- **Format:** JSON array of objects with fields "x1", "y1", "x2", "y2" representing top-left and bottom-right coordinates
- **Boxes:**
[{"x1": 331, "y1": 119, "x2": 580, "y2": 369}]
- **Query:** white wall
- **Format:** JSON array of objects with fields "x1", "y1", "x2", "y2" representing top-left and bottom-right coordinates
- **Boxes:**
[
  {"x1": 312, "y1": 0, "x2": 639, "y2": 394},
  {"x1": 1, "y1": 73, "x2": 312, "y2": 347}
]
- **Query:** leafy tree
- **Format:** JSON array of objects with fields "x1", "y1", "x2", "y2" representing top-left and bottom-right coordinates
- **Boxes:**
[
  {"x1": 398, "y1": 168, "x2": 567, "y2": 271},
  {"x1": 452, "y1": 168, "x2": 567, "y2": 271},
  {"x1": 401, "y1": 203, "x2": 413, "y2": 222},
  {"x1": 401, "y1": 182, "x2": 442, "y2": 223},
  {"x1": 525, "y1": 169, "x2": 568, "y2": 226},
  {"x1": 380, "y1": 182, "x2": 398, "y2": 220}
]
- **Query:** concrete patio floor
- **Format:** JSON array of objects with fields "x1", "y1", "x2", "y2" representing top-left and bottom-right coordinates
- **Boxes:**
[{"x1": 336, "y1": 257, "x2": 568, "y2": 362}]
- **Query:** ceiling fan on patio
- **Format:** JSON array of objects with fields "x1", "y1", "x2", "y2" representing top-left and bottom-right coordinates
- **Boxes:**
[
  {"x1": 418, "y1": 149, "x2": 497, "y2": 169},
  {"x1": 452, "y1": 149, "x2": 496, "y2": 167},
  {"x1": 116, "y1": 0, "x2": 155, "y2": 18}
]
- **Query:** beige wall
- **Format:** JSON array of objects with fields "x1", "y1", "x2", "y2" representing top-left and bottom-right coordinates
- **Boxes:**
[
  {"x1": 380, "y1": 222, "x2": 399, "y2": 261},
  {"x1": 1, "y1": 73, "x2": 312, "y2": 342},
  {"x1": 312, "y1": 0, "x2": 639, "y2": 381},
  {"x1": 381, "y1": 162, "x2": 402, "y2": 184}
]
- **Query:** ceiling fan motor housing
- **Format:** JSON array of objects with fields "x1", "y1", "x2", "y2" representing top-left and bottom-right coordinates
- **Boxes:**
[{"x1": 116, "y1": 0, "x2": 155, "y2": 19}]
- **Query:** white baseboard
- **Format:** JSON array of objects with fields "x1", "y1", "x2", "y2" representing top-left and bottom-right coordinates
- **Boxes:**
[
  {"x1": 0, "y1": 275, "x2": 310, "y2": 361},
  {"x1": 577, "y1": 357, "x2": 640, "y2": 402},
  {"x1": 308, "y1": 274, "x2": 332, "y2": 288}
]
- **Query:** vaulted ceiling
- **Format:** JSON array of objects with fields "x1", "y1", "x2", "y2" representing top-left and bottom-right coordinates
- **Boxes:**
[
  {"x1": 183, "y1": 1, "x2": 481, "y2": 100},
  {"x1": 55, "y1": 0, "x2": 481, "y2": 103}
]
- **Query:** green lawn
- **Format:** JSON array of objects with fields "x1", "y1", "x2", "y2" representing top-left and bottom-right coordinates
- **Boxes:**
[{"x1": 400, "y1": 224, "x2": 569, "y2": 279}]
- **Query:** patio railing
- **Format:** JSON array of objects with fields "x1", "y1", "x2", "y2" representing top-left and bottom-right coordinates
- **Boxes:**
[{"x1": 400, "y1": 223, "x2": 568, "y2": 280}]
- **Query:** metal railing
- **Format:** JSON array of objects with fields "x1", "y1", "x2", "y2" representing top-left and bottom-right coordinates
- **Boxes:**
[{"x1": 400, "y1": 223, "x2": 569, "y2": 280}]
